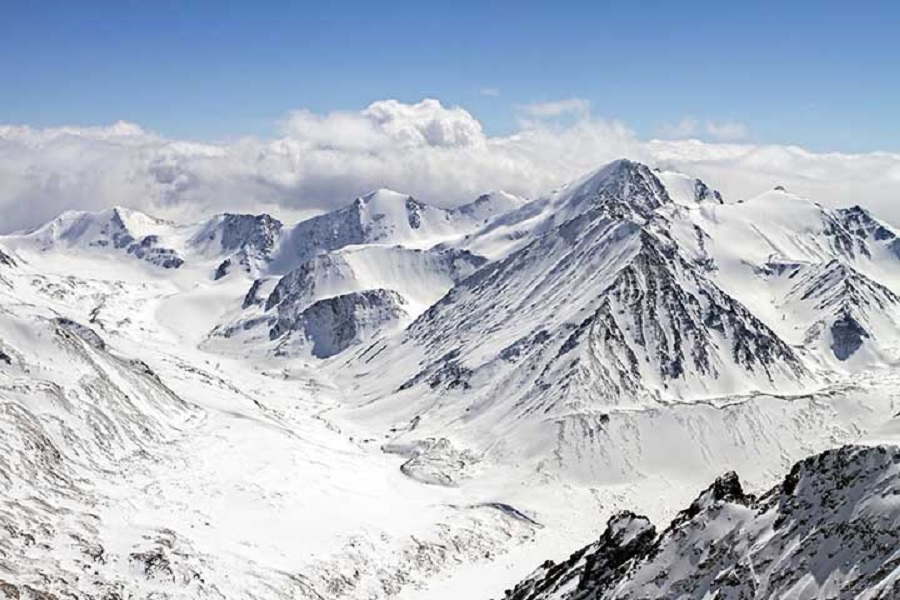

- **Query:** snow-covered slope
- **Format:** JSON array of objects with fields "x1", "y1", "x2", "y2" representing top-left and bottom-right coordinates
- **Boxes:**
[
  {"x1": 17, "y1": 206, "x2": 187, "y2": 268},
  {"x1": 0, "y1": 303, "x2": 199, "y2": 598},
  {"x1": 502, "y1": 444, "x2": 900, "y2": 600},
  {"x1": 189, "y1": 212, "x2": 283, "y2": 279},
  {"x1": 1, "y1": 158, "x2": 900, "y2": 600},
  {"x1": 270, "y1": 188, "x2": 523, "y2": 271},
  {"x1": 212, "y1": 245, "x2": 486, "y2": 357},
  {"x1": 339, "y1": 162, "x2": 824, "y2": 471},
  {"x1": 765, "y1": 259, "x2": 900, "y2": 366}
]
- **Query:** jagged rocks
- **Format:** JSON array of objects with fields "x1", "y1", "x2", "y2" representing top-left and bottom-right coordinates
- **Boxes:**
[
  {"x1": 126, "y1": 235, "x2": 184, "y2": 269},
  {"x1": 213, "y1": 214, "x2": 282, "y2": 255},
  {"x1": 503, "y1": 511, "x2": 656, "y2": 600},
  {"x1": 190, "y1": 213, "x2": 283, "y2": 278},
  {"x1": 272, "y1": 289, "x2": 407, "y2": 358},
  {"x1": 502, "y1": 445, "x2": 900, "y2": 600},
  {"x1": 693, "y1": 179, "x2": 723, "y2": 204}
]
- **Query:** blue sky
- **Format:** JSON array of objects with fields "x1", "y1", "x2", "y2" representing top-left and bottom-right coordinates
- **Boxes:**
[{"x1": 2, "y1": 0, "x2": 898, "y2": 151}]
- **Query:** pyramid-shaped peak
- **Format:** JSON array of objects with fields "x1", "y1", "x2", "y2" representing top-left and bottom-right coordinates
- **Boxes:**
[{"x1": 555, "y1": 159, "x2": 671, "y2": 218}]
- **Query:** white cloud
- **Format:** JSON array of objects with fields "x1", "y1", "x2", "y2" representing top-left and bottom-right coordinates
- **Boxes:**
[
  {"x1": 704, "y1": 120, "x2": 748, "y2": 140},
  {"x1": 660, "y1": 117, "x2": 748, "y2": 141},
  {"x1": 517, "y1": 98, "x2": 591, "y2": 118},
  {"x1": 1, "y1": 98, "x2": 899, "y2": 233}
]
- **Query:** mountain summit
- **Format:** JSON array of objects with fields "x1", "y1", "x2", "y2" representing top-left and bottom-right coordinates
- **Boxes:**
[{"x1": 0, "y1": 159, "x2": 898, "y2": 599}]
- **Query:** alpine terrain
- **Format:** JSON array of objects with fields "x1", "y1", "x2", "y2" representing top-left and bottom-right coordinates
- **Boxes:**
[{"x1": 1, "y1": 159, "x2": 899, "y2": 599}]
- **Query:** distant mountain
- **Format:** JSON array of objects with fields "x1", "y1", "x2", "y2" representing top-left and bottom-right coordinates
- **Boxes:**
[
  {"x1": 21, "y1": 206, "x2": 185, "y2": 268},
  {"x1": 214, "y1": 245, "x2": 486, "y2": 357},
  {"x1": 270, "y1": 188, "x2": 524, "y2": 272},
  {"x1": 1, "y1": 159, "x2": 899, "y2": 600},
  {"x1": 188, "y1": 213, "x2": 283, "y2": 279},
  {"x1": 767, "y1": 258, "x2": 900, "y2": 364}
]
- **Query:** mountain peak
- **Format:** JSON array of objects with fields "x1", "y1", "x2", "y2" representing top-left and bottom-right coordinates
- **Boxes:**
[
  {"x1": 358, "y1": 188, "x2": 413, "y2": 205},
  {"x1": 554, "y1": 159, "x2": 672, "y2": 219},
  {"x1": 18, "y1": 205, "x2": 185, "y2": 268}
]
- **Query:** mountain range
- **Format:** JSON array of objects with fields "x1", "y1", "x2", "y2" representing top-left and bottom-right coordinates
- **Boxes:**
[{"x1": 1, "y1": 159, "x2": 898, "y2": 599}]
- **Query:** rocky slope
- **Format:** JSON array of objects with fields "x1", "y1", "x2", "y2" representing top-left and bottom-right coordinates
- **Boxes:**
[
  {"x1": 1, "y1": 159, "x2": 899, "y2": 600},
  {"x1": 344, "y1": 162, "x2": 822, "y2": 439},
  {"x1": 189, "y1": 213, "x2": 283, "y2": 279},
  {"x1": 270, "y1": 188, "x2": 523, "y2": 271},
  {"x1": 21, "y1": 206, "x2": 186, "y2": 268},
  {"x1": 502, "y1": 444, "x2": 900, "y2": 600}
]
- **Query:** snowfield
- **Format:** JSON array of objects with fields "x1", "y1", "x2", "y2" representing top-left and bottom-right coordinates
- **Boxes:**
[{"x1": 0, "y1": 160, "x2": 899, "y2": 599}]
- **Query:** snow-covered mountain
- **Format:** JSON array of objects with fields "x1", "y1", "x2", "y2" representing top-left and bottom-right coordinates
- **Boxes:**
[
  {"x1": 1, "y1": 159, "x2": 899, "y2": 599},
  {"x1": 269, "y1": 188, "x2": 524, "y2": 271},
  {"x1": 502, "y1": 444, "x2": 900, "y2": 600},
  {"x1": 336, "y1": 160, "x2": 900, "y2": 487},
  {"x1": 19, "y1": 206, "x2": 187, "y2": 268},
  {"x1": 214, "y1": 245, "x2": 486, "y2": 357},
  {"x1": 188, "y1": 212, "x2": 283, "y2": 279}
]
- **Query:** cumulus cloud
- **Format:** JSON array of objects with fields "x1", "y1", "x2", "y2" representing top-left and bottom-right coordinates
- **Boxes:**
[{"x1": 1, "y1": 98, "x2": 899, "y2": 233}]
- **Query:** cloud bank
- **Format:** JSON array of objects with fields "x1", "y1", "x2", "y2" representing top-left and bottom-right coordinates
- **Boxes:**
[{"x1": 1, "y1": 98, "x2": 899, "y2": 232}]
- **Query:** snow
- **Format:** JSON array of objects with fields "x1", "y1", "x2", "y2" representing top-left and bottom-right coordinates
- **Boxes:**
[{"x1": 1, "y1": 160, "x2": 900, "y2": 599}]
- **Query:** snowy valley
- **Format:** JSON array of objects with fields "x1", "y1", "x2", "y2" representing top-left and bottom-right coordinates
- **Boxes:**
[{"x1": 1, "y1": 159, "x2": 899, "y2": 599}]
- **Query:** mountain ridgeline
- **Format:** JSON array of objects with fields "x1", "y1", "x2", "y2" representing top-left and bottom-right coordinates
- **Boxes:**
[
  {"x1": 501, "y1": 444, "x2": 900, "y2": 600},
  {"x1": 2, "y1": 159, "x2": 899, "y2": 599}
]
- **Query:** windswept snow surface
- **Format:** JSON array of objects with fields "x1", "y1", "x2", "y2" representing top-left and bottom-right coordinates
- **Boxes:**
[{"x1": 1, "y1": 161, "x2": 899, "y2": 599}]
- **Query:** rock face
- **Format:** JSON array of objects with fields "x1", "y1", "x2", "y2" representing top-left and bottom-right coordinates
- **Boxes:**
[
  {"x1": 770, "y1": 259, "x2": 900, "y2": 362},
  {"x1": 502, "y1": 444, "x2": 900, "y2": 600},
  {"x1": 834, "y1": 205, "x2": 900, "y2": 259},
  {"x1": 54, "y1": 317, "x2": 107, "y2": 350},
  {"x1": 830, "y1": 313, "x2": 870, "y2": 360},
  {"x1": 270, "y1": 188, "x2": 521, "y2": 270},
  {"x1": 379, "y1": 162, "x2": 808, "y2": 417},
  {"x1": 189, "y1": 213, "x2": 283, "y2": 279},
  {"x1": 272, "y1": 289, "x2": 408, "y2": 358},
  {"x1": 0, "y1": 247, "x2": 17, "y2": 267},
  {"x1": 213, "y1": 245, "x2": 488, "y2": 357},
  {"x1": 692, "y1": 178, "x2": 724, "y2": 204},
  {"x1": 126, "y1": 234, "x2": 185, "y2": 269},
  {"x1": 213, "y1": 213, "x2": 283, "y2": 255}
]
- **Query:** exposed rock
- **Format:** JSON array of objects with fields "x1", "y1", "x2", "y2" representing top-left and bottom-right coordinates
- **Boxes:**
[
  {"x1": 502, "y1": 445, "x2": 900, "y2": 600},
  {"x1": 272, "y1": 289, "x2": 407, "y2": 358},
  {"x1": 830, "y1": 313, "x2": 870, "y2": 360},
  {"x1": 126, "y1": 235, "x2": 184, "y2": 269},
  {"x1": 53, "y1": 317, "x2": 107, "y2": 350}
]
